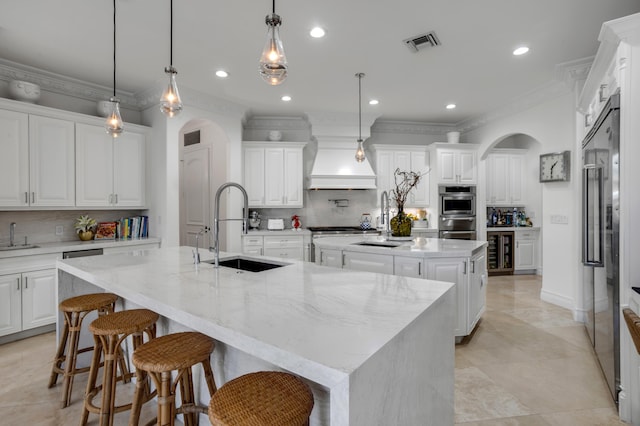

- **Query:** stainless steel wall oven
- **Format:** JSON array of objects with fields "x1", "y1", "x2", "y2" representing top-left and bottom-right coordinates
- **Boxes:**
[{"x1": 439, "y1": 186, "x2": 477, "y2": 240}]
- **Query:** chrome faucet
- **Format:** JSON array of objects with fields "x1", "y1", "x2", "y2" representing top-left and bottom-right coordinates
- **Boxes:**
[
  {"x1": 380, "y1": 191, "x2": 391, "y2": 236},
  {"x1": 193, "y1": 227, "x2": 208, "y2": 264},
  {"x1": 9, "y1": 222, "x2": 16, "y2": 247},
  {"x1": 211, "y1": 182, "x2": 249, "y2": 267}
]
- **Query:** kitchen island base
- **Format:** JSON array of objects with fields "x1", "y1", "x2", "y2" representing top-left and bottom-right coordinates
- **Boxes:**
[{"x1": 57, "y1": 247, "x2": 455, "y2": 425}]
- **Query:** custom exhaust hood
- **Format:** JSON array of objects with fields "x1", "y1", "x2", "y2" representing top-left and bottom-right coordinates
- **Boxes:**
[{"x1": 308, "y1": 140, "x2": 377, "y2": 189}]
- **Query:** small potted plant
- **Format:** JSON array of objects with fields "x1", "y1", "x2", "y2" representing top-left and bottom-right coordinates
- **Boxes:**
[{"x1": 75, "y1": 215, "x2": 97, "y2": 241}]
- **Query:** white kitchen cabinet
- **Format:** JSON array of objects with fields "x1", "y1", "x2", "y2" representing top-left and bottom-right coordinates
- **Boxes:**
[
  {"x1": 515, "y1": 229, "x2": 539, "y2": 272},
  {"x1": 468, "y1": 250, "x2": 487, "y2": 330},
  {"x1": 243, "y1": 142, "x2": 307, "y2": 208},
  {"x1": 0, "y1": 268, "x2": 56, "y2": 338},
  {"x1": 486, "y1": 150, "x2": 525, "y2": 206},
  {"x1": 242, "y1": 235, "x2": 264, "y2": 256},
  {"x1": 426, "y1": 257, "x2": 467, "y2": 338},
  {"x1": 343, "y1": 251, "x2": 394, "y2": 274},
  {"x1": 372, "y1": 145, "x2": 431, "y2": 207},
  {"x1": 263, "y1": 235, "x2": 304, "y2": 260},
  {"x1": 318, "y1": 248, "x2": 343, "y2": 268},
  {"x1": 394, "y1": 255, "x2": 424, "y2": 278},
  {"x1": 0, "y1": 109, "x2": 75, "y2": 207},
  {"x1": 76, "y1": 123, "x2": 146, "y2": 208},
  {"x1": 434, "y1": 145, "x2": 477, "y2": 185}
]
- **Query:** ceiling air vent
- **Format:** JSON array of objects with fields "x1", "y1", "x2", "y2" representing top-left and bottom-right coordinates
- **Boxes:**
[{"x1": 403, "y1": 31, "x2": 441, "y2": 52}]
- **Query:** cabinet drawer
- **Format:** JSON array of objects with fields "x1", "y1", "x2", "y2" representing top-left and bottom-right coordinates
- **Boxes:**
[
  {"x1": 242, "y1": 236, "x2": 264, "y2": 247},
  {"x1": 264, "y1": 236, "x2": 303, "y2": 248},
  {"x1": 263, "y1": 247, "x2": 303, "y2": 260},
  {"x1": 515, "y1": 231, "x2": 537, "y2": 240}
]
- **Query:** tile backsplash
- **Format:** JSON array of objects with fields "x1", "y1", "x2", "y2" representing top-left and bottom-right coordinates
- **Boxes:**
[{"x1": 0, "y1": 210, "x2": 146, "y2": 245}]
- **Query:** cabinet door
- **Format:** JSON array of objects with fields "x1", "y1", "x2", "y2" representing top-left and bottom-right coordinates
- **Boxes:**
[
  {"x1": 426, "y1": 258, "x2": 467, "y2": 336},
  {"x1": 508, "y1": 154, "x2": 524, "y2": 204},
  {"x1": 263, "y1": 247, "x2": 303, "y2": 260},
  {"x1": 0, "y1": 109, "x2": 29, "y2": 206},
  {"x1": 0, "y1": 273, "x2": 22, "y2": 337},
  {"x1": 469, "y1": 251, "x2": 486, "y2": 330},
  {"x1": 437, "y1": 150, "x2": 457, "y2": 184},
  {"x1": 76, "y1": 123, "x2": 114, "y2": 207},
  {"x1": 487, "y1": 154, "x2": 509, "y2": 204},
  {"x1": 394, "y1": 256, "x2": 424, "y2": 278},
  {"x1": 283, "y1": 148, "x2": 303, "y2": 207},
  {"x1": 319, "y1": 249, "x2": 343, "y2": 268},
  {"x1": 515, "y1": 239, "x2": 536, "y2": 270},
  {"x1": 458, "y1": 150, "x2": 477, "y2": 184},
  {"x1": 22, "y1": 269, "x2": 57, "y2": 330},
  {"x1": 409, "y1": 150, "x2": 430, "y2": 206},
  {"x1": 264, "y1": 148, "x2": 285, "y2": 206},
  {"x1": 344, "y1": 252, "x2": 393, "y2": 274},
  {"x1": 244, "y1": 147, "x2": 266, "y2": 206},
  {"x1": 29, "y1": 115, "x2": 75, "y2": 206},
  {"x1": 113, "y1": 131, "x2": 146, "y2": 207}
]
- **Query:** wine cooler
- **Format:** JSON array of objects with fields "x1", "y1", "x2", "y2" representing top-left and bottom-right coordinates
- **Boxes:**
[{"x1": 487, "y1": 231, "x2": 514, "y2": 275}]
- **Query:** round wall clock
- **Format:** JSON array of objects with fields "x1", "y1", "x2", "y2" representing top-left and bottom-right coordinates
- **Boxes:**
[{"x1": 539, "y1": 151, "x2": 571, "y2": 182}]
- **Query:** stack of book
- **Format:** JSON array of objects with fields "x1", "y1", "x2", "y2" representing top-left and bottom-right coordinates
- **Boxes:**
[{"x1": 117, "y1": 216, "x2": 149, "y2": 239}]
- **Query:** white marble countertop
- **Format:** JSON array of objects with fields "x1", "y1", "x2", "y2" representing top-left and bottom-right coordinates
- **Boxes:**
[
  {"x1": 486, "y1": 226, "x2": 540, "y2": 232},
  {"x1": 56, "y1": 246, "x2": 453, "y2": 388},
  {"x1": 0, "y1": 237, "x2": 161, "y2": 259},
  {"x1": 314, "y1": 235, "x2": 487, "y2": 258}
]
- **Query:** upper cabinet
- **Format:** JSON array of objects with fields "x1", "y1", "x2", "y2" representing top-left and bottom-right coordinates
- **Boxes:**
[
  {"x1": 486, "y1": 150, "x2": 525, "y2": 206},
  {"x1": 434, "y1": 145, "x2": 477, "y2": 185},
  {"x1": 0, "y1": 99, "x2": 149, "y2": 210},
  {"x1": 76, "y1": 123, "x2": 146, "y2": 208},
  {"x1": 372, "y1": 145, "x2": 431, "y2": 207},
  {"x1": 243, "y1": 141, "x2": 307, "y2": 208},
  {"x1": 0, "y1": 109, "x2": 75, "y2": 207}
]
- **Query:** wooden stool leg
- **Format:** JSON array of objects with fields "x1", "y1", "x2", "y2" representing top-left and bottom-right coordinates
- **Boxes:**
[
  {"x1": 61, "y1": 311, "x2": 84, "y2": 408},
  {"x1": 99, "y1": 334, "x2": 121, "y2": 426},
  {"x1": 128, "y1": 367, "x2": 147, "y2": 426},
  {"x1": 158, "y1": 371, "x2": 175, "y2": 426},
  {"x1": 81, "y1": 335, "x2": 103, "y2": 426},
  {"x1": 179, "y1": 368, "x2": 197, "y2": 426},
  {"x1": 201, "y1": 359, "x2": 217, "y2": 396}
]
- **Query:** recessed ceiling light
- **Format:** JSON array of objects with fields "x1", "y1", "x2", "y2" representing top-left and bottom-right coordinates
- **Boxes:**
[
  {"x1": 369, "y1": 99, "x2": 379, "y2": 105},
  {"x1": 310, "y1": 27, "x2": 326, "y2": 38},
  {"x1": 446, "y1": 103, "x2": 456, "y2": 110},
  {"x1": 281, "y1": 95, "x2": 292, "y2": 101},
  {"x1": 513, "y1": 46, "x2": 529, "y2": 56},
  {"x1": 215, "y1": 70, "x2": 229, "y2": 78}
]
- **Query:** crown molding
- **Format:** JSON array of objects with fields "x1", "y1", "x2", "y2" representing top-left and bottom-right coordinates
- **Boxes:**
[
  {"x1": 372, "y1": 120, "x2": 454, "y2": 135},
  {"x1": 0, "y1": 58, "x2": 138, "y2": 108},
  {"x1": 244, "y1": 115, "x2": 310, "y2": 131}
]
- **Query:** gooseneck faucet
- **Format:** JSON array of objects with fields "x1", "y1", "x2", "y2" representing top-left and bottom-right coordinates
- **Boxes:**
[
  {"x1": 9, "y1": 222, "x2": 16, "y2": 247},
  {"x1": 380, "y1": 191, "x2": 391, "y2": 236},
  {"x1": 211, "y1": 182, "x2": 249, "y2": 268}
]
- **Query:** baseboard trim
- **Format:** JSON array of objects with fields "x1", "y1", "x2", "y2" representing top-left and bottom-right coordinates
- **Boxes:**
[
  {"x1": 540, "y1": 288, "x2": 574, "y2": 311},
  {"x1": 0, "y1": 324, "x2": 55, "y2": 345}
]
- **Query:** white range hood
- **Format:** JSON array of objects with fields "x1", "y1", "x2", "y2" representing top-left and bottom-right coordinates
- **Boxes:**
[{"x1": 308, "y1": 140, "x2": 377, "y2": 190}]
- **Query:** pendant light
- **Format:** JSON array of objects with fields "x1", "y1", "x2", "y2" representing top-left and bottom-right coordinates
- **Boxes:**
[
  {"x1": 160, "y1": 0, "x2": 183, "y2": 117},
  {"x1": 355, "y1": 73, "x2": 366, "y2": 163},
  {"x1": 106, "y1": 0, "x2": 124, "y2": 137},
  {"x1": 259, "y1": 0, "x2": 288, "y2": 85}
]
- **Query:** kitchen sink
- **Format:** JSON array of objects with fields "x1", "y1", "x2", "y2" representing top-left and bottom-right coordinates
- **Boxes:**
[
  {"x1": 352, "y1": 241, "x2": 404, "y2": 248},
  {"x1": 203, "y1": 256, "x2": 289, "y2": 272},
  {"x1": 0, "y1": 244, "x2": 39, "y2": 251}
]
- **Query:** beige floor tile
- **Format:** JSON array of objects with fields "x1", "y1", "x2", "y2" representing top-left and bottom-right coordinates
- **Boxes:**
[
  {"x1": 541, "y1": 407, "x2": 627, "y2": 425},
  {"x1": 455, "y1": 414, "x2": 553, "y2": 425}
]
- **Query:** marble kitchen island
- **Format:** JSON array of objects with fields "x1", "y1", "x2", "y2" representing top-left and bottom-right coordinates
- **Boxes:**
[{"x1": 56, "y1": 246, "x2": 455, "y2": 426}]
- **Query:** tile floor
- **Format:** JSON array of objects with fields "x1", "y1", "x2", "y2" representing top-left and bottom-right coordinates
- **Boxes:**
[{"x1": 0, "y1": 274, "x2": 625, "y2": 425}]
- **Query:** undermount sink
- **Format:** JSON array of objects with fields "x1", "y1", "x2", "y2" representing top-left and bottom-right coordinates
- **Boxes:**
[
  {"x1": 203, "y1": 256, "x2": 289, "y2": 272},
  {"x1": 0, "y1": 244, "x2": 39, "y2": 251},
  {"x1": 353, "y1": 241, "x2": 404, "y2": 248}
]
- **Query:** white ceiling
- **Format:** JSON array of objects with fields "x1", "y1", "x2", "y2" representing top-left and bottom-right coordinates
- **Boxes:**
[{"x1": 2, "y1": 0, "x2": 639, "y2": 124}]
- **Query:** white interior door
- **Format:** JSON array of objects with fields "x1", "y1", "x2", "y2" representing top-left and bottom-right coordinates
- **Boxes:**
[{"x1": 180, "y1": 146, "x2": 211, "y2": 248}]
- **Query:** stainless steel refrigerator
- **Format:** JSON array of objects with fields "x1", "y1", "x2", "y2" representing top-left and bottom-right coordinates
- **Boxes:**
[{"x1": 582, "y1": 90, "x2": 620, "y2": 403}]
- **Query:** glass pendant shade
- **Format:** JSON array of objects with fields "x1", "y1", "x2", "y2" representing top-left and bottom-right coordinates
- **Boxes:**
[
  {"x1": 160, "y1": 66, "x2": 183, "y2": 117},
  {"x1": 106, "y1": 97, "x2": 124, "y2": 137},
  {"x1": 259, "y1": 14, "x2": 288, "y2": 85},
  {"x1": 355, "y1": 139, "x2": 366, "y2": 163}
]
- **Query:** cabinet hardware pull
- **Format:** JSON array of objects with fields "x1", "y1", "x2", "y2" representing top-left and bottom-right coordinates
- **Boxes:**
[
  {"x1": 342, "y1": 253, "x2": 345, "y2": 267},
  {"x1": 31, "y1": 192, "x2": 35, "y2": 203},
  {"x1": 24, "y1": 192, "x2": 28, "y2": 204},
  {"x1": 114, "y1": 194, "x2": 118, "y2": 204},
  {"x1": 418, "y1": 262, "x2": 421, "y2": 276},
  {"x1": 463, "y1": 261, "x2": 467, "y2": 274},
  {"x1": 24, "y1": 277, "x2": 27, "y2": 289},
  {"x1": 17, "y1": 277, "x2": 20, "y2": 291},
  {"x1": 471, "y1": 260, "x2": 475, "y2": 273}
]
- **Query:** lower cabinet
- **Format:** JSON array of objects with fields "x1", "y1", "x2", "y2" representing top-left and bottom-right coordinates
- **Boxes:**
[
  {"x1": 318, "y1": 248, "x2": 343, "y2": 268},
  {"x1": 394, "y1": 256, "x2": 424, "y2": 278},
  {"x1": 0, "y1": 268, "x2": 57, "y2": 337},
  {"x1": 343, "y1": 251, "x2": 393, "y2": 274},
  {"x1": 242, "y1": 234, "x2": 308, "y2": 261},
  {"x1": 468, "y1": 250, "x2": 487, "y2": 330},
  {"x1": 514, "y1": 230, "x2": 538, "y2": 273},
  {"x1": 242, "y1": 236, "x2": 263, "y2": 256},
  {"x1": 425, "y1": 258, "x2": 467, "y2": 337}
]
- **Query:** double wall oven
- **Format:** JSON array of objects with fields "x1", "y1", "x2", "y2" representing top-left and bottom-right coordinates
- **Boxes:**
[{"x1": 439, "y1": 186, "x2": 477, "y2": 240}]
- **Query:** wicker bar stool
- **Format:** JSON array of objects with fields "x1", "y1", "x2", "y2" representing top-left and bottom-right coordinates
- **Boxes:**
[
  {"x1": 129, "y1": 332, "x2": 217, "y2": 426},
  {"x1": 208, "y1": 371, "x2": 314, "y2": 426},
  {"x1": 81, "y1": 308, "x2": 159, "y2": 426},
  {"x1": 48, "y1": 292, "x2": 119, "y2": 408}
]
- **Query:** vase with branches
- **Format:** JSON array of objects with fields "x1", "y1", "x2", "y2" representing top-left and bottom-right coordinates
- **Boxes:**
[{"x1": 390, "y1": 168, "x2": 422, "y2": 237}]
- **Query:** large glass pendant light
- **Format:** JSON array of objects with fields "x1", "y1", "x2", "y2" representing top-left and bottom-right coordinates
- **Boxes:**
[
  {"x1": 160, "y1": 0, "x2": 183, "y2": 117},
  {"x1": 106, "y1": 0, "x2": 124, "y2": 137},
  {"x1": 259, "y1": 0, "x2": 288, "y2": 85},
  {"x1": 355, "y1": 73, "x2": 366, "y2": 163}
]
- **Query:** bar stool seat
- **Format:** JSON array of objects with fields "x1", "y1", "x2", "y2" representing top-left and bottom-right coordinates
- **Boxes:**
[
  {"x1": 208, "y1": 371, "x2": 314, "y2": 426},
  {"x1": 48, "y1": 292, "x2": 119, "y2": 408},
  {"x1": 82, "y1": 308, "x2": 159, "y2": 426},
  {"x1": 129, "y1": 331, "x2": 217, "y2": 426}
]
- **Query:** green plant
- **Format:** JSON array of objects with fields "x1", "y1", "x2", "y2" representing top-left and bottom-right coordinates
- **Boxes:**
[{"x1": 74, "y1": 215, "x2": 96, "y2": 233}]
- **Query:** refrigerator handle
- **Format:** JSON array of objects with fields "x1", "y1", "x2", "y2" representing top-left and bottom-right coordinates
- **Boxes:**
[{"x1": 583, "y1": 164, "x2": 604, "y2": 266}]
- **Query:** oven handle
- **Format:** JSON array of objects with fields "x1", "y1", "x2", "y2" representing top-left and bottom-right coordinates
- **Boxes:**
[{"x1": 441, "y1": 216, "x2": 475, "y2": 221}]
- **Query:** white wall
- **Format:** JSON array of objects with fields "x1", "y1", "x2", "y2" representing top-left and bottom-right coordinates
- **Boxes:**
[{"x1": 465, "y1": 91, "x2": 580, "y2": 314}]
